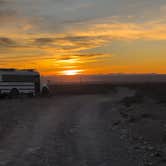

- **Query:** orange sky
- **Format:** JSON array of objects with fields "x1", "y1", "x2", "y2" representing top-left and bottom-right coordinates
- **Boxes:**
[{"x1": 0, "y1": 0, "x2": 166, "y2": 75}]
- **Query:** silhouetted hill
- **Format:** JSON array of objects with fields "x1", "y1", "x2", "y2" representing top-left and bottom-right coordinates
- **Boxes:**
[{"x1": 43, "y1": 74, "x2": 166, "y2": 84}]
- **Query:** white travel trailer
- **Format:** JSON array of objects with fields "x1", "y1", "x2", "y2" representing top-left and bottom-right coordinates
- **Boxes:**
[{"x1": 0, "y1": 69, "x2": 41, "y2": 97}]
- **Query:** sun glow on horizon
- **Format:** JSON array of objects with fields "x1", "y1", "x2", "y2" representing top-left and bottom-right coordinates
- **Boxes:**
[{"x1": 61, "y1": 70, "x2": 83, "y2": 76}]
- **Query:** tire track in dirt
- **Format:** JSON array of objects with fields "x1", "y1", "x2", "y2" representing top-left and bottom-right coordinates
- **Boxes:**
[{"x1": 0, "y1": 95, "x2": 143, "y2": 166}]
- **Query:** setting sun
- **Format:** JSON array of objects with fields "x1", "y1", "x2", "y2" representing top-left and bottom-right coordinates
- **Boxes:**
[{"x1": 62, "y1": 70, "x2": 83, "y2": 76}]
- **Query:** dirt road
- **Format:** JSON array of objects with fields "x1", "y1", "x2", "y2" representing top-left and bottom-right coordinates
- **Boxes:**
[{"x1": 0, "y1": 93, "x2": 148, "y2": 166}]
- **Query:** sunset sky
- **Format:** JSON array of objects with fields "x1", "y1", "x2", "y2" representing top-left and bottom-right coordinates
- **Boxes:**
[{"x1": 0, "y1": 0, "x2": 166, "y2": 75}]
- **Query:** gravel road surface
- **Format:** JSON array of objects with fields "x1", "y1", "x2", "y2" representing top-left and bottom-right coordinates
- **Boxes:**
[{"x1": 0, "y1": 90, "x2": 163, "y2": 166}]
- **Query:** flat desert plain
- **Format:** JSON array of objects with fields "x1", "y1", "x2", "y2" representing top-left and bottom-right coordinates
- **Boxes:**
[{"x1": 0, "y1": 87, "x2": 166, "y2": 166}]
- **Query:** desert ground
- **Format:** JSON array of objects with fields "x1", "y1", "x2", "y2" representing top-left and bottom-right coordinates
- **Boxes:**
[{"x1": 0, "y1": 85, "x2": 166, "y2": 166}]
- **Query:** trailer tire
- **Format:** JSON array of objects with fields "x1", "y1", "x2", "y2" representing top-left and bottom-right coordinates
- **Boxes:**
[{"x1": 10, "y1": 88, "x2": 19, "y2": 98}]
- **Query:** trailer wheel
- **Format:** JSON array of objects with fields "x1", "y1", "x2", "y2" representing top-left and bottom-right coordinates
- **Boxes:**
[{"x1": 10, "y1": 88, "x2": 19, "y2": 98}]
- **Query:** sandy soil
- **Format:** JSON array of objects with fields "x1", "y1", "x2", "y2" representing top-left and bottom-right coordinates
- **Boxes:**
[{"x1": 0, "y1": 87, "x2": 165, "y2": 166}]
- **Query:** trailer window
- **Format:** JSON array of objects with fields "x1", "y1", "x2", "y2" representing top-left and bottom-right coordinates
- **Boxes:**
[{"x1": 2, "y1": 75, "x2": 39, "y2": 82}]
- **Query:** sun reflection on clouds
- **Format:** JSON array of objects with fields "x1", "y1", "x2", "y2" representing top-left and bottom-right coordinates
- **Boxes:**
[
  {"x1": 59, "y1": 69, "x2": 84, "y2": 75},
  {"x1": 58, "y1": 57, "x2": 79, "y2": 64}
]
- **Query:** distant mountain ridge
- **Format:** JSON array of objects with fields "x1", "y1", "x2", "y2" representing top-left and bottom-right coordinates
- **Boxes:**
[{"x1": 43, "y1": 74, "x2": 166, "y2": 84}]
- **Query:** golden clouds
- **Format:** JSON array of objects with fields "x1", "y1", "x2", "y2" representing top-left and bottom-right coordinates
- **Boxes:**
[
  {"x1": 69, "y1": 18, "x2": 166, "y2": 41},
  {"x1": 2, "y1": 17, "x2": 166, "y2": 50},
  {"x1": 1, "y1": 17, "x2": 166, "y2": 75}
]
